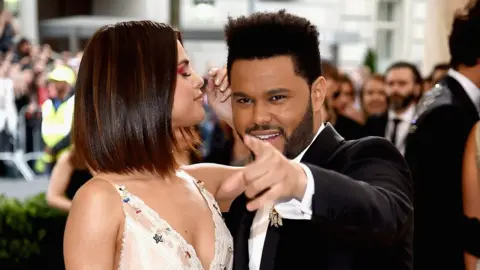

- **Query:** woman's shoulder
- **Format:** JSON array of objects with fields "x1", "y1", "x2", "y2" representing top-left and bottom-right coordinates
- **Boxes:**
[
  {"x1": 64, "y1": 177, "x2": 124, "y2": 263},
  {"x1": 70, "y1": 177, "x2": 123, "y2": 219}
]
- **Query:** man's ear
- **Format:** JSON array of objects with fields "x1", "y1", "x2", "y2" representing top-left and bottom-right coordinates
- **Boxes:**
[{"x1": 311, "y1": 76, "x2": 326, "y2": 113}]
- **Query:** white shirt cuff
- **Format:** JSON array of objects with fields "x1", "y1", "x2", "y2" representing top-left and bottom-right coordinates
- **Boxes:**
[
  {"x1": 273, "y1": 163, "x2": 315, "y2": 220},
  {"x1": 297, "y1": 163, "x2": 315, "y2": 218}
]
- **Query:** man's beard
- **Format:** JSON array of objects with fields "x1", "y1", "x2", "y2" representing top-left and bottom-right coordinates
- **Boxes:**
[
  {"x1": 389, "y1": 93, "x2": 415, "y2": 111},
  {"x1": 238, "y1": 102, "x2": 315, "y2": 160}
]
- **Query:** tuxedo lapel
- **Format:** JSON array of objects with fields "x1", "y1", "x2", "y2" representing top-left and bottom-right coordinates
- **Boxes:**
[
  {"x1": 259, "y1": 225, "x2": 280, "y2": 270},
  {"x1": 302, "y1": 123, "x2": 345, "y2": 166},
  {"x1": 233, "y1": 194, "x2": 255, "y2": 270}
]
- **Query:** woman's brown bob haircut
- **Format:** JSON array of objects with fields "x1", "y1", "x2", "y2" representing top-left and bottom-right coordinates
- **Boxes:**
[{"x1": 73, "y1": 20, "x2": 194, "y2": 177}]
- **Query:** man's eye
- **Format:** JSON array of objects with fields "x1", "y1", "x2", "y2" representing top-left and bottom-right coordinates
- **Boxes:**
[
  {"x1": 236, "y1": 98, "x2": 252, "y2": 104},
  {"x1": 270, "y1": 95, "x2": 286, "y2": 101}
]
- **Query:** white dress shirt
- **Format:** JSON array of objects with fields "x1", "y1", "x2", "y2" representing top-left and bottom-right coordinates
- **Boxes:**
[
  {"x1": 385, "y1": 105, "x2": 416, "y2": 155},
  {"x1": 447, "y1": 69, "x2": 480, "y2": 115},
  {"x1": 248, "y1": 123, "x2": 325, "y2": 270}
]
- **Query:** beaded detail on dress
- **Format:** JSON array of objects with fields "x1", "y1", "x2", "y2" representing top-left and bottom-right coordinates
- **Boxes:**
[{"x1": 113, "y1": 170, "x2": 233, "y2": 270}]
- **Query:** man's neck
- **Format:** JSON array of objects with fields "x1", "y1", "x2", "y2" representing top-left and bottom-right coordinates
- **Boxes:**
[{"x1": 456, "y1": 65, "x2": 480, "y2": 88}]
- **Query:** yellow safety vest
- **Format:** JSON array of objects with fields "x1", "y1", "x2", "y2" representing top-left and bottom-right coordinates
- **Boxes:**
[{"x1": 41, "y1": 96, "x2": 74, "y2": 148}]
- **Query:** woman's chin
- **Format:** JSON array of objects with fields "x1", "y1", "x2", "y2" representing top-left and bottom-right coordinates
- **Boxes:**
[{"x1": 176, "y1": 110, "x2": 205, "y2": 127}]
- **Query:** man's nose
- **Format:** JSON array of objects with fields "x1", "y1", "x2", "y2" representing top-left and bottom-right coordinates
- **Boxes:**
[
  {"x1": 253, "y1": 104, "x2": 272, "y2": 125},
  {"x1": 387, "y1": 85, "x2": 399, "y2": 95}
]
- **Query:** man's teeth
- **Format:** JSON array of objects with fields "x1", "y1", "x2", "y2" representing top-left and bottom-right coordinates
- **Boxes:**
[{"x1": 254, "y1": 133, "x2": 280, "y2": 140}]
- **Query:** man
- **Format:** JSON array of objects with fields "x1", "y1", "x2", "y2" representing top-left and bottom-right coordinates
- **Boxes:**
[
  {"x1": 404, "y1": 2, "x2": 480, "y2": 269},
  {"x1": 430, "y1": 63, "x2": 450, "y2": 86},
  {"x1": 423, "y1": 63, "x2": 450, "y2": 95},
  {"x1": 365, "y1": 62, "x2": 422, "y2": 155},
  {"x1": 39, "y1": 65, "x2": 75, "y2": 174},
  {"x1": 0, "y1": 76, "x2": 17, "y2": 176},
  {"x1": 212, "y1": 10, "x2": 413, "y2": 270}
]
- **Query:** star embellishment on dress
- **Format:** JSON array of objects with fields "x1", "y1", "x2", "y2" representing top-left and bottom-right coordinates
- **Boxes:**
[{"x1": 153, "y1": 233, "x2": 163, "y2": 244}]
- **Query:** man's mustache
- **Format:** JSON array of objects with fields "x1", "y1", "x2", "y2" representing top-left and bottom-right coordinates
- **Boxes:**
[{"x1": 390, "y1": 94, "x2": 405, "y2": 100}]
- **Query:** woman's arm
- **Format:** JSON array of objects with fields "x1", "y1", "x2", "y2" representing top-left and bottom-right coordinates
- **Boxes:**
[
  {"x1": 46, "y1": 151, "x2": 74, "y2": 211},
  {"x1": 64, "y1": 179, "x2": 122, "y2": 269},
  {"x1": 183, "y1": 163, "x2": 243, "y2": 211},
  {"x1": 462, "y1": 122, "x2": 480, "y2": 270}
]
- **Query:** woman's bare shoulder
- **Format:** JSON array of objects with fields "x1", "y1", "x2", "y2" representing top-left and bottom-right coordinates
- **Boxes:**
[
  {"x1": 64, "y1": 178, "x2": 122, "y2": 268},
  {"x1": 70, "y1": 177, "x2": 123, "y2": 218}
]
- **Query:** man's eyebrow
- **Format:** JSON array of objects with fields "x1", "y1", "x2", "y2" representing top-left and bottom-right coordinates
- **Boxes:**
[
  {"x1": 232, "y1": 88, "x2": 291, "y2": 98},
  {"x1": 232, "y1": 91, "x2": 250, "y2": 98},
  {"x1": 266, "y1": 88, "x2": 290, "y2": 95}
]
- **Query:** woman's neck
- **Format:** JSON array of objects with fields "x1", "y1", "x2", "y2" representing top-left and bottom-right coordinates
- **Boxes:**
[{"x1": 175, "y1": 151, "x2": 191, "y2": 166}]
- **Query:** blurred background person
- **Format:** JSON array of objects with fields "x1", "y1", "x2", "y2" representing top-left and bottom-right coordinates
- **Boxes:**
[
  {"x1": 359, "y1": 73, "x2": 388, "y2": 119},
  {"x1": 424, "y1": 63, "x2": 450, "y2": 92},
  {"x1": 46, "y1": 146, "x2": 92, "y2": 212},
  {"x1": 321, "y1": 61, "x2": 365, "y2": 139},
  {"x1": 37, "y1": 65, "x2": 75, "y2": 175},
  {"x1": 430, "y1": 63, "x2": 450, "y2": 86},
  {"x1": 364, "y1": 61, "x2": 423, "y2": 155},
  {"x1": 0, "y1": 68, "x2": 17, "y2": 176}
]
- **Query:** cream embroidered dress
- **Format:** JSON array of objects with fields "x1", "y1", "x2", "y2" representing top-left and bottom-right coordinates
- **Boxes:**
[{"x1": 111, "y1": 170, "x2": 233, "y2": 270}]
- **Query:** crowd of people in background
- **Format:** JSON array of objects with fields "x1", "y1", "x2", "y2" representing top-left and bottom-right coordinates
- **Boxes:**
[
  {"x1": 0, "y1": 6, "x2": 83, "y2": 176},
  {"x1": 0, "y1": 17, "x2": 453, "y2": 178}
]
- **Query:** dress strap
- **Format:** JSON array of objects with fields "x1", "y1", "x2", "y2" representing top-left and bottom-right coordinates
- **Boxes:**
[
  {"x1": 96, "y1": 177, "x2": 130, "y2": 202},
  {"x1": 176, "y1": 170, "x2": 206, "y2": 195}
]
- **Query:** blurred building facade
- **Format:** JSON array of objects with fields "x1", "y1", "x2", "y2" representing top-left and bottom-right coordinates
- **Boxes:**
[{"x1": 8, "y1": 0, "x2": 438, "y2": 75}]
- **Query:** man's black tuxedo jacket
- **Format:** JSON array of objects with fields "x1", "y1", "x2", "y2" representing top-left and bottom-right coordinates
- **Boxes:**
[
  {"x1": 226, "y1": 124, "x2": 413, "y2": 270},
  {"x1": 404, "y1": 75, "x2": 480, "y2": 269}
]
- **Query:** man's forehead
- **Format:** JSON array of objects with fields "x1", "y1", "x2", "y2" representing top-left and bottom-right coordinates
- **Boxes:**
[
  {"x1": 231, "y1": 56, "x2": 296, "y2": 76},
  {"x1": 387, "y1": 67, "x2": 413, "y2": 78}
]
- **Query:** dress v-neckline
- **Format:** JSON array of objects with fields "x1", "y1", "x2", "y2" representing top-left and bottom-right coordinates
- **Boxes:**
[{"x1": 118, "y1": 170, "x2": 220, "y2": 270}]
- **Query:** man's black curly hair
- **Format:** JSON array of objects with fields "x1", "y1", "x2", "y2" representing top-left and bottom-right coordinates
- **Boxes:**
[
  {"x1": 449, "y1": 0, "x2": 480, "y2": 68},
  {"x1": 224, "y1": 9, "x2": 322, "y2": 86}
]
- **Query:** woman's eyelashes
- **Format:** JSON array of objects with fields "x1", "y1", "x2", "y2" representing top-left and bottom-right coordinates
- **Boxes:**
[{"x1": 177, "y1": 66, "x2": 191, "y2": 77}]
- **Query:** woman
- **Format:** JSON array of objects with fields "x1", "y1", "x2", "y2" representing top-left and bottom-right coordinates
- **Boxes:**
[
  {"x1": 46, "y1": 147, "x2": 93, "y2": 211},
  {"x1": 327, "y1": 75, "x2": 366, "y2": 139},
  {"x1": 331, "y1": 74, "x2": 356, "y2": 115},
  {"x1": 64, "y1": 21, "x2": 236, "y2": 269},
  {"x1": 462, "y1": 122, "x2": 480, "y2": 270},
  {"x1": 359, "y1": 74, "x2": 388, "y2": 118}
]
